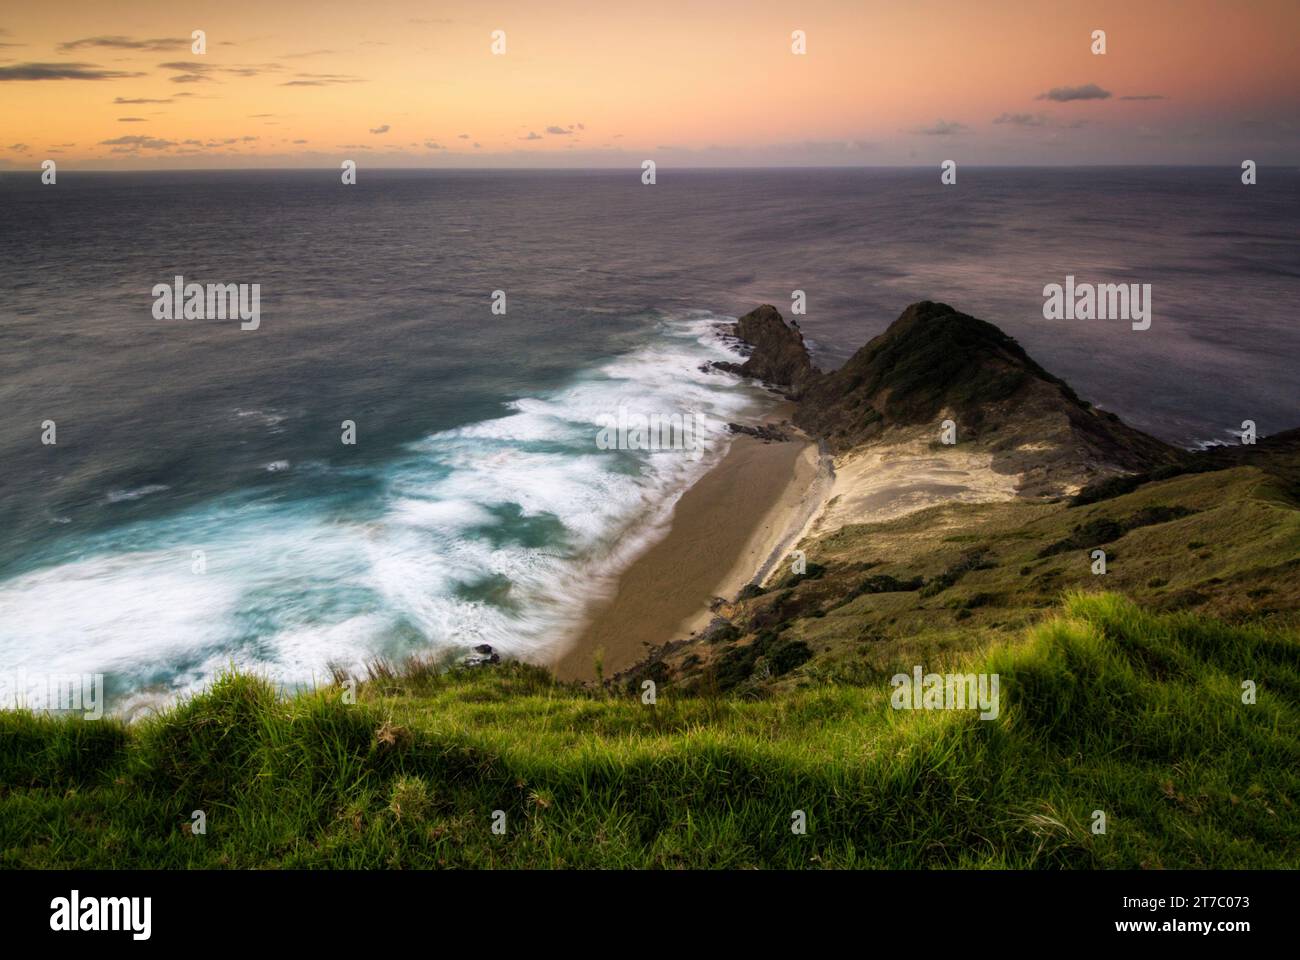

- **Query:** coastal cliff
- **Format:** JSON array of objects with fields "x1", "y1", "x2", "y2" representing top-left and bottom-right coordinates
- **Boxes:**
[
  {"x1": 617, "y1": 301, "x2": 1300, "y2": 700},
  {"x1": 728, "y1": 300, "x2": 1186, "y2": 498}
]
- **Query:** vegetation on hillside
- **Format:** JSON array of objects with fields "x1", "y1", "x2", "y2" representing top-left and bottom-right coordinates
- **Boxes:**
[{"x1": 1, "y1": 592, "x2": 1295, "y2": 869}]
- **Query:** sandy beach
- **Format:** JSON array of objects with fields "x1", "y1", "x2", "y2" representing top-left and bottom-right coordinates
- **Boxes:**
[{"x1": 552, "y1": 428, "x2": 824, "y2": 682}]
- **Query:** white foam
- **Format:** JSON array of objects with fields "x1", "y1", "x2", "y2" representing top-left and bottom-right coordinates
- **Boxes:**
[{"x1": 0, "y1": 313, "x2": 768, "y2": 711}]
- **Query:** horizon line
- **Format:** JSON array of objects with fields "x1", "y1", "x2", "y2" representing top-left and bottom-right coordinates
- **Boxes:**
[{"x1": 2, "y1": 162, "x2": 1288, "y2": 175}]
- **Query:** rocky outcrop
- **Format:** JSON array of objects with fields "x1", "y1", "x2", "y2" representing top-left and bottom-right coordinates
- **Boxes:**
[
  {"x1": 726, "y1": 422, "x2": 789, "y2": 443},
  {"x1": 725, "y1": 300, "x2": 1187, "y2": 498},
  {"x1": 713, "y1": 305, "x2": 818, "y2": 397}
]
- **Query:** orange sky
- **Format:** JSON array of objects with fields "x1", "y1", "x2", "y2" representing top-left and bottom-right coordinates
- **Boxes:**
[{"x1": 2, "y1": 0, "x2": 1298, "y2": 168}]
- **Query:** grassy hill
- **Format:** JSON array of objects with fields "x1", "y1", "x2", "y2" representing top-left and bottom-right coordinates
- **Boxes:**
[{"x1": 2, "y1": 590, "x2": 1296, "y2": 869}]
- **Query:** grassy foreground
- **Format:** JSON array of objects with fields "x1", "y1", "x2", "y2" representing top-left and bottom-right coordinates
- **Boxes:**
[{"x1": 2, "y1": 593, "x2": 1296, "y2": 869}]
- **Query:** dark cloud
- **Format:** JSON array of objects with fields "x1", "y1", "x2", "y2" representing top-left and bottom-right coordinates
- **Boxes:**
[
  {"x1": 369, "y1": 124, "x2": 390, "y2": 134},
  {"x1": 1037, "y1": 83, "x2": 1111, "y2": 102},
  {"x1": 117, "y1": 117, "x2": 147, "y2": 122},
  {"x1": 520, "y1": 131, "x2": 542, "y2": 140},
  {"x1": 99, "y1": 135, "x2": 176, "y2": 150},
  {"x1": 114, "y1": 96, "x2": 172, "y2": 104},
  {"x1": 60, "y1": 36, "x2": 188, "y2": 52},
  {"x1": 546, "y1": 125, "x2": 571, "y2": 135},
  {"x1": 158, "y1": 61, "x2": 283, "y2": 83},
  {"x1": 993, "y1": 112, "x2": 1047, "y2": 127},
  {"x1": 0, "y1": 62, "x2": 146, "y2": 81},
  {"x1": 425, "y1": 141, "x2": 445, "y2": 149}
]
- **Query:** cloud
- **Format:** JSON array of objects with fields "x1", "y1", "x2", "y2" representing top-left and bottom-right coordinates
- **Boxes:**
[
  {"x1": 158, "y1": 62, "x2": 217, "y2": 84},
  {"x1": 473, "y1": 142, "x2": 482, "y2": 148},
  {"x1": 370, "y1": 124, "x2": 390, "y2": 134},
  {"x1": 9, "y1": 142, "x2": 29, "y2": 151},
  {"x1": 577, "y1": 123, "x2": 585, "y2": 130},
  {"x1": 158, "y1": 61, "x2": 284, "y2": 83},
  {"x1": 545, "y1": 125, "x2": 572, "y2": 135},
  {"x1": 117, "y1": 117, "x2": 147, "y2": 122},
  {"x1": 913, "y1": 119, "x2": 968, "y2": 135},
  {"x1": 1119, "y1": 94, "x2": 1166, "y2": 101},
  {"x1": 1037, "y1": 83, "x2": 1111, "y2": 102},
  {"x1": 59, "y1": 36, "x2": 188, "y2": 52},
  {"x1": 0, "y1": 62, "x2": 145, "y2": 81},
  {"x1": 520, "y1": 131, "x2": 542, "y2": 140},
  {"x1": 99, "y1": 135, "x2": 176, "y2": 150},
  {"x1": 457, "y1": 133, "x2": 470, "y2": 139},
  {"x1": 425, "y1": 141, "x2": 444, "y2": 149},
  {"x1": 292, "y1": 139, "x2": 307, "y2": 144},
  {"x1": 993, "y1": 112, "x2": 1048, "y2": 127},
  {"x1": 280, "y1": 72, "x2": 363, "y2": 86},
  {"x1": 279, "y1": 49, "x2": 336, "y2": 59},
  {"x1": 114, "y1": 96, "x2": 172, "y2": 104}
]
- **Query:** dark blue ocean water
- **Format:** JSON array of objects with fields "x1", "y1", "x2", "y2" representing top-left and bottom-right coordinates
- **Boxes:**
[{"x1": 1, "y1": 167, "x2": 1297, "y2": 709}]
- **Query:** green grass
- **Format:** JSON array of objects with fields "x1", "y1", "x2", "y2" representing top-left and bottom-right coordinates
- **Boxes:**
[{"x1": 2, "y1": 593, "x2": 1295, "y2": 868}]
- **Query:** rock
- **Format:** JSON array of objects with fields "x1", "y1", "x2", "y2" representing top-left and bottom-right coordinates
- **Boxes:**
[
  {"x1": 726, "y1": 422, "x2": 789, "y2": 443},
  {"x1": 465, "y1": 644, "x2": 501, "y2": 667},
  {"x1": 715, "y1": 305, "x2": 819, "y2": 397}
]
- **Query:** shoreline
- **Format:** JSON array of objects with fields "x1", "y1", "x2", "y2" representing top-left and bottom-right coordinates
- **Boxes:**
[{"x1": 552, "y1": 420, "x2": 821, "y2": 682}]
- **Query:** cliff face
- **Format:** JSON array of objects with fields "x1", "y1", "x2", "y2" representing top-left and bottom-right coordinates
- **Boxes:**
[
  {"x1": 714, "y1": 304, "x2": 819, "y2": 398},
  {"x1": 726, "y1": 300, "x2": 1187, "y2": 497}
]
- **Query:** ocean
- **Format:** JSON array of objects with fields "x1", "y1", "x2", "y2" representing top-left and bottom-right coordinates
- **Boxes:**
[{"x1": 2, "y1": 167, "x2": 1297, "y2": 709}]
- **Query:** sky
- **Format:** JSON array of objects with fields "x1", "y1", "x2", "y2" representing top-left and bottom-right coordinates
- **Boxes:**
[{"x1": 2, "y1": 0, "x2": 1298, "y2": 169}]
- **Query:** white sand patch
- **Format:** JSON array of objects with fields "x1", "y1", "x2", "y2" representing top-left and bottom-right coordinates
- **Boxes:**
[{"x1": 793, "y1": 433, "x2": 1022, "y2": 543}]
